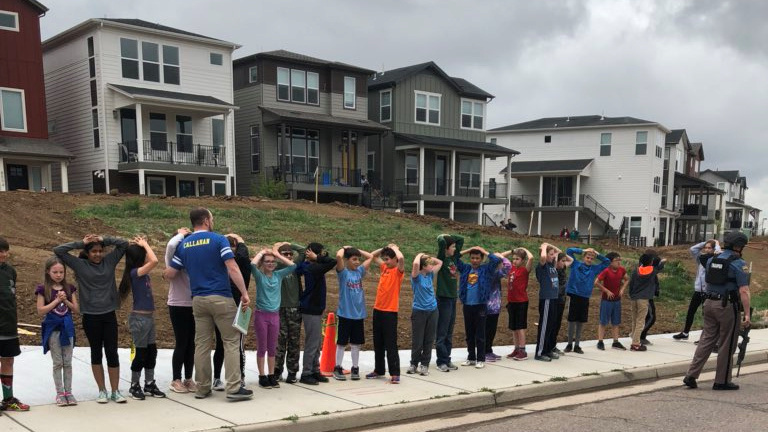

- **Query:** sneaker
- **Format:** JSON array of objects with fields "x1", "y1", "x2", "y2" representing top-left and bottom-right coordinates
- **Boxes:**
[
  {"x1": 366, "y1": 371, "x2": 383, "y2": 379},
  {"x1": 447, "y1": 362, "x2": 459, "y2": 371},
  {"x1": 534, "y1": 355, "x2": 551, "y2": 362},
  {"x1": 673, "y1": 332, "x2": 689, "y2": 340},
  {"x1": 212, "y1": 378, "x2": 225, "y2": 391},
  {"x1": 437, "y1": 364, "x2": 450, "y2": 372},
  {"x1": 258, "y1": 375, "x2": 271, "y2": 389},
  {"x1": 564, "y1": 343, "x2": 573, "y2": 353},
  {"x1": 461, "y1": 360, "x2": 476, "y2": 366},
  {"x1": 129, "y1": 383, "x2": 145, "y2": 401},
  {"x1": 507, "y1": 348, "x2": 519, "y2": 359},
  {"x1": 351, "y1": 367, "x2": 360, "y2": 381},
  {"x1": 489, "y1": 352, "x2": 502, "y2": 360},
  {"x1": 96, "y1": 390, "x2": 109, "y2": 404},
  {"x1": 552, "y1": 347, "x2": 563, "y2": 355},
  {"x1": 630, "y1": 344, "x2": 647, "y2": 352},
  {"x1": 406, "y1": 364, "x2": 418, "y2": 374},
  {"x1": 641, "y1": 339, "x2": 652, "y2": 346},
  {"x1": 194, "y1": 391, "x2": 212, "y2": 399},
  {"x1": 712, "y1": 382, "x2": 739, "y2": 391},
  {"x1": 0, "y1": 397, "x2": 30, "y2": 411},
  {"x1": 64, "y1": 392, "x2": 78, "y2": 406},
  {"x1": 285, "y1": 373, "x2": 298, "y2": 384},
  {"x1": 313, "y1": 372, "x2": 329, "y2": 383},
  {"x1": 56, "y1": 392, "x2": 67, "y2": 407},
  {"x1": 183, "y1": 379, "x2": 198, "y2": 393},
  {"x1": 418, "y1": 365, "x2": 429, "y2": 376},
  {"x1": 110, "y1": 390, "x2": 127, "y2": 403},
  {"x1": 573, "y1": 345, "x2": 584, "y2": 354},
  {"x1": 514, "y1": 350, "x2": 528, "y2": 361},
  {"x1": 268, "y1": 375, "x2": 280, "y2": 388},
  {"x1": 226, "y1": 387, "x2": 254, "y2": 400},
  {"x1": 390, "y1": 375, "x2": 400, "y2": 384},
  {"x1": 597, "y1": 340, "x2": 605, "y2": 351},
  {"x1": 484, "y1": 355, "x2": 497, "y2": 363},
  {"x1": 170, "y1": 379, "x2": 188, "y2": 393},
  {"x1": 274, "y1": 372, "x2": 283, "y2": 382},
  {"x1": 683, "y1": 375, "x2": 698, "y2": 389},
  {"x1": 475, "y1": 361, "x2": 485, "y2": 369},
  {"x1": 548, "y1": 351, "x2": 560, "y2": 360},
  {"x1": 612, "y1": 341, "x2": 627, "y2": 350},
  {"x1": 143, "y1": 380, "x2": 166, "y2": 398},
  {"x1": 299, "y1": 375, "x2": 319, "y2": 385},
  {"x1": 333, "y1": 366, "x2": 346, "y2": 381}
]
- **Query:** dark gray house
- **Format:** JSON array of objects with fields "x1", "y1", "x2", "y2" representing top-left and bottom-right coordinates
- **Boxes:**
[
  {"x1": 233, "y1": 50, "x2": 388, "y2": 201},
  {"x1": 367, "y1": 62, "x2": 518, "y2": 224}
]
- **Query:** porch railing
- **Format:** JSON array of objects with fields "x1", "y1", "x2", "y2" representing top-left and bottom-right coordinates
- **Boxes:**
[
  {"x1": 394, "y1": 178, "x2": 507, "y2": 199},
  {"x1": 268, "y1": 165, "x2": 362, "y2": 187},
  {"x1": 579, "y1": 194, "x2": 615, "y2": 225},
  {"x1": 118, "y1": 140, "x2": 225, "y2": 167}
]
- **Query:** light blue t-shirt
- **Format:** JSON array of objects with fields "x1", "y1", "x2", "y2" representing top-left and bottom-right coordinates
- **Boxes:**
[
  {"x1": 337, "y1": 266, "x2": 366, "y2": 319},
  {"x1": 170, "y1": 231, "x2": 234, "y2": 298},
  {"x1": 252, "y1": 264, "x2": 296, "y2": 312},
  {"x1": 411, "y1": 272, "x2": 437, "y2": 311}
]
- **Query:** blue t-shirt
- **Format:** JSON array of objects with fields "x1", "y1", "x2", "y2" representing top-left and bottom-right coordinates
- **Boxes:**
[
  {"x1": 170, "y1": 231, "x2": 234, "y2": 297},
  {"x1": 252, "y1": 264, "x2": 296, "y2": 312},
  {"x1": 464, "y1": 268, "x2": 482, "y2": 305},
  {"x1": 411, "y1": 273, "x2": 437, "y2": 311},
  {"x1": 337, "y1": 266, "x2": 366, "y2": 319},
  {"x1": 129, "y1": 268, "x2": 154, "y2": 311},
  {"x1": 535, "y1": 262, "x2": 559, "y2": 300}
]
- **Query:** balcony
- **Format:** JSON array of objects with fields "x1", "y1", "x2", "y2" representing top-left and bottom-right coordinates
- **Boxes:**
[
  {"x1": 118, "y1": 140, "x2": 226, "y2": 168},
  {"x1": 268, "y1": 165, "x2": 362, "y2": 188},
  {"x1": 394, "y1": 178, "x2": 507, "y2": 201}
]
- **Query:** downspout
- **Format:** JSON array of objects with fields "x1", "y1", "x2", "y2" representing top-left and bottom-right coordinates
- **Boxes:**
[{"x1": 98, "y1": 22, "x2": 110, "y2": 193}]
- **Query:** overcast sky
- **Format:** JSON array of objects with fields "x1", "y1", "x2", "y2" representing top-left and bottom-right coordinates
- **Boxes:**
[{"x1": 38, "y1": 0, "x2": 768, "y2": 227}]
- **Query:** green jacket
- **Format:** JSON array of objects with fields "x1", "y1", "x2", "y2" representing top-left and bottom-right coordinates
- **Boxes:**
[
  {"x1": 279, "y1": 243, "x2": 306, "y2": 308},
  {"x1": 435, "y1": 234, "x2": 464, "y2": 298}
]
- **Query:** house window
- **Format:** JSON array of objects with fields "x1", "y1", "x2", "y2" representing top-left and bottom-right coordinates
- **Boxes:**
[
  {"x1": 653, "y1": 176, "x2": 660, "y2": 193},
  {"x1": 600, "y1": 132, "x2": 611, "y2": 156},
  {"x1": 415, "y1": 91, "x2": 440, "y2": 125},
  {"x1": 380, "y1": 90, "x2": 391, "y2": 122},
  {"x1": 90, "y1": 80, "x2": 97, "y2": 106},
  {"x1": 176, "y1": 116, "x2": 193, "y2": 153},
  {"x1": 655, "y1": 145, "x2": 663, "y2": 158},
  {"x1": 120, "y1": 38, "x2": 139, "y2": 79},
  {"x1": 343, "y1": 76, "x2": 356, "y2": 109},
  {"x1": 461, "y1": 100, "x2": 484, "y2": 129},
  {"x1": 277, "y1": 67, "x2": 290, "y2": 101},
  {"x1": 210, "y1": 53, "x2": 223, "y2": 66},
  {"x1": 459, "y1": 157, "x2": 481, "y2": 189},
  {"x1": 664, "y1": 147, "x2": 670, "y2": 170},
  {"x1": 120, "y1": 38, "x2": 179, "y2": 84},
  {"x1": 142, "y1": 41, "x2": 160, "y2": 82},
  {"x1": 92, "y1": 108, "x2": 100, "y2": 148},
  {"x1": 212, "y1": 180, "x2": 226, "y2": 196},
  {"x1": 87, "y1": 37, "x2": 96, "y2": 78},
  {"x1": 0, "y1": 11, "x2": 19, "y2": 31},
  {"x1": 147, "y1": 177, "x2": 166, "y2": 196},
  {"x1": 248, "y1": 66, "x2": 258, "y2": 83},
  {"x1": 405, "y1": 154, "x2": 419, "y2": 186},
  {"x1": 629, "y1": 216, "x2": 642, "y2": 238},
  {"x1": 545, "y1": 135, "x2": 551, "y2": 143},
  {"x1": 250, "y1": 126, "x2": 260, "y2": 173},
  {"x1": 367, "y1": 151, "x2": 375, "y2": 181},
  {"x1": 291, "y1": 70, "x2": 306, "y2": 103},
  {"x1": 163, "y1": 45, "x2": 180, "y2": 85},
  {"x1": 211, "y1": 118, "x2": 224, "y2": 149},
  {"x1": 0, "y1": 88, "x2": 26, "y2": 132},
  {"x1": 277, "y1": 127, "x2": 319, "y2": 174},
  {"x1": 149, "y1": 113, "x2": 167, "y2": 151},
  {"x1": 307, "y1": 72, "x2": 319, "y2": 105},
  {"x1": 675, "y1": 148, "x2": 683, "y2": 172},
  {"x1": 717, "y1": 182, "x2": 726, "y2": 191},
  {"x1": 490, "y1": 138, "x2": 497, "y2": 145},
  {"x1": 635, "y1": 131, "x2": 648, "y2": 155}
]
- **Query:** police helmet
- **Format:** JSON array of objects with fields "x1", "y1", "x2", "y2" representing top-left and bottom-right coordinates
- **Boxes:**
[{"x1": 723, "y1": 232, "x2": 749, "y2": 250}]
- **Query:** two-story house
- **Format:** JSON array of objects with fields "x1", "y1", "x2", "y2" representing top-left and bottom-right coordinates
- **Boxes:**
[
  {"x1": 233, "y1": 50, "x2": 388, "y2": 201},
  {"x1": 43, "y1": 19, "x2": 239, "y2": 196},
  {"x1": 367, "y1": 62, "x2": 517, "y2": 224},
  {"x1": 1, "y1": 0, "x2": 72, "y2": 192},
  {"x1": 487, "y1": 115, "x2": 673, "y2": 245},
  {"x1": 699, "y1": 169, "x2": 761, "y2": 236}
]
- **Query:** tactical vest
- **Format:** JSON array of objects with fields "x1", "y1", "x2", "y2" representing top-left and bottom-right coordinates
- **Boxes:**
[{"x1": 705, "y1": 255, "x2": 738, "y2": 285}]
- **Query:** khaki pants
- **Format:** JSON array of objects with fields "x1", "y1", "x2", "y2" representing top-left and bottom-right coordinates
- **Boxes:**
[
  {"x1": 629, "y1": 299, "x2": 648, "y2": 346},
  {"x1": 686, "y1": 299, "x2": 740, "y2": 384},
  {"x1": 193, "y1": 295, "x2": 241, "y2": 394}
]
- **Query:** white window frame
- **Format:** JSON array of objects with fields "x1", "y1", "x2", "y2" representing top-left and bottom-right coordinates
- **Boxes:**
[
  {"x1": 344, "y1": 76, "x2": 356, "y2": 109},
  {"x1": 459, "y1": 157, "x2": 481, "y2": 190},
  {"x1": 600, "y1": 132, "x2": 611, "y2": 156},
  {"x1": 141, "y1": 41, "x2": 160, "y2": 83},
  {"x1": 635, "y1": 131, "x2": 648, "y2": 155},
  {"x1": 629, "y1": 216, "x2": 642, "y2": 238},
  {"x1": 146, "y1": 176, "x2": 166, "y2": 196},
  {"x1": 277, "y1": 67, "x2": 290, "y2": 101},
  {"x1": 414, "y1": 91, "x2": 441, "y2": 125},
  {"x1": 291, "y1": 69, "x2": 306, "y2": 103},
  {"x1": 210, "y1": 52, "x2": 223, "y2": 66},
  {"x1": 212, "y1": 180, "x2": 226, "y2": 196},
  {"x1": 460, "y1": 98, "x2": 485, "y2": 130},
  {"x1": 248, "y1": 66, "x2": 258, "y2": 83},
  {"x1": 120, "y1": 38, "x2": 180, "y2": 84},
  {"x1": 653, "y1": 176, "x2": 660, "y2": 193},
  {"x1": 676, "y1": 148, "x2": 683, "y2": 172},
  {"x1": 655, "y1": 145, "x2": 663, "y2": 158},
  {"x1": 0, "y1": 10, "x2": 20, "y2": 32},
  {"x1": 0, "y1": 87, "x2": 27, "y2": 132},
  {"x1": 379, "y1": 89, "x2": 391, "y2": 122}
]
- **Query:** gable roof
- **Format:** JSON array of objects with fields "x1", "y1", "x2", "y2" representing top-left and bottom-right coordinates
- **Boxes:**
[
  {"x1": 367, "y1": 61, "x2": 494, "y2": 99},
  {"x1": 700, "y1": 169, "x2": 748, "y2": 188},
  {"x1": 499, "y1": 159, "x2": 594, "y2": 175},
  {"x1": 489, "y1": 115, "x2": 663, "y2": 132},
  {"x1": 666, "y1": 129, "x2": 687, "y2": 145},
  {"x1": 259, "y1": 106, "x2": 389, "y2": 133},
  {"x1": 22, "y1": 0, "x2": 49, "y2": 14},
  {"x1": 690, "y1": 142, "x2": 704, "y2": 160},
  {"x1": 395, "y1": 133, "x2": 517, "y2": 156},
  {"x1": 234, "y1": 49, "x2": 373, "y2": 74}
]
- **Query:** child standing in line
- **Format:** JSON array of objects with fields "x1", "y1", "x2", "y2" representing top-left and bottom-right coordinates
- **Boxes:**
[
  {"x1": 274, "y1": 242, "x2": 305, "y2": 384},
  {"x1": 334, "y1": 246, "x2": 374, "y2": 381},
  {"x1": 408, "y1": 254, "x2": 442, "y2": 376},
  {"x1": 628, "y1": 253, "x2": 664, "y2": 351},
  {"x1": 251, "y1": 244, "x2": 297, "y2": 389},
  {"x1": 564, "y1": 247, "x2": 611, "y2": 354},
  {"x1": 367, "y1": 245, "x2": 405, "y2": 384},
  {"x1": 502, "y1": 248, "x2": 533, "y2": 361},
  {"x1": 119, "y1": 236, "x2": 165, "y2": 400},
  {"x1": 0, "y1": 237, "x2": 29, "y2": 412},
  {"x1": 165, "y1": 228, "x2": 196, "y2": 394},
  {"x1": 534, "y1": 243, "x2": 562, "y2": 362},
  {"x1": 640, "y1": 249, "x2": 663, "y2": 346},
  {"x1": 594, "y1": 252, "x2": 628, "y2": 351},
  {"x1": 457, "y1": 246, "x2": 501, "y2": 369},
  {"x1": 484, "y1": 254, "x2": 511, "y2": 363},
  {"x1": 552, "y1": 252, "x2": 574, "y2": 354},
  {"x1": 36, "y1": 257, "x2": 79, "y2": 407}
]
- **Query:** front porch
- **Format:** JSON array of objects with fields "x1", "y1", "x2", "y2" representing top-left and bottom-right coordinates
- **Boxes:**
[{"x1": 0, "y1": 136, "x2": 73, "y2": 192}]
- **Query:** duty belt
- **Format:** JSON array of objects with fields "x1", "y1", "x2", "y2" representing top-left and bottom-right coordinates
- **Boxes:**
[{"x1": 704, "y1": 293, "x2": 725, "y2": 301}]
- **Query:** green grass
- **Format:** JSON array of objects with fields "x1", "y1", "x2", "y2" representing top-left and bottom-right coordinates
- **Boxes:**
[{"x1": 549, "y1": 376, "x2": 568, "y2": 382}]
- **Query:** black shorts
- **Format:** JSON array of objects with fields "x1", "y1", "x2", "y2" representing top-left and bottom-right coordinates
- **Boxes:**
[
  {"x1": 337, "y1": 316, "x2": 365, "y2": 345},
  {"x1": 506, "y1": 302, "x2": 528, "y2": 330},
  {"x1": 567, "y1": 295, "x2": 590, "y2": 323},
  {"x1": 0, "y1": 337, "x2": 21, "y2": 357}
]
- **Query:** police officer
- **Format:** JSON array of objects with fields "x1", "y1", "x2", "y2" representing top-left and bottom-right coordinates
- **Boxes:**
[{"x1": 683, "y1": 232, "x2": 751, "y2": 390}]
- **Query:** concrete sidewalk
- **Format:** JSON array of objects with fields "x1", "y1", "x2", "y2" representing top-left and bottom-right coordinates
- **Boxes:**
[{"x1": 3, "y1": 329, "x2": 767, "y2": 432}]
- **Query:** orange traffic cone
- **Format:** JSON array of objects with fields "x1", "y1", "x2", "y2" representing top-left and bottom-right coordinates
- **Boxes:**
[{"x1": 319, "y1": 312, "x2": 338, "y2": 377}]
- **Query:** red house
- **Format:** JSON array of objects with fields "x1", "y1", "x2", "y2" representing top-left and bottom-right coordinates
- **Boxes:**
[{"x1": 0, "y1": 0, "x2": 71, "y2": 192}]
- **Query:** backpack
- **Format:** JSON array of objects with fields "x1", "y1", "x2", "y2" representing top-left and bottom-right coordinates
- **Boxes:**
[{"x1": 705, "y1": 254, "x2": 738, "y2": 285}]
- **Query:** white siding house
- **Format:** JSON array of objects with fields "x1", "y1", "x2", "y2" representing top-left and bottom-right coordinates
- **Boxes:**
[{"x1": 43, "y1": 19, "x2": 239, "y2": 196}]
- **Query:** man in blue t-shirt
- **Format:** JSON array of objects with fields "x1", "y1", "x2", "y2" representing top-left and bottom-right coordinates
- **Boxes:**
[{"x1": 164, "y1": 208, "x2": 252, "y2": 401}]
